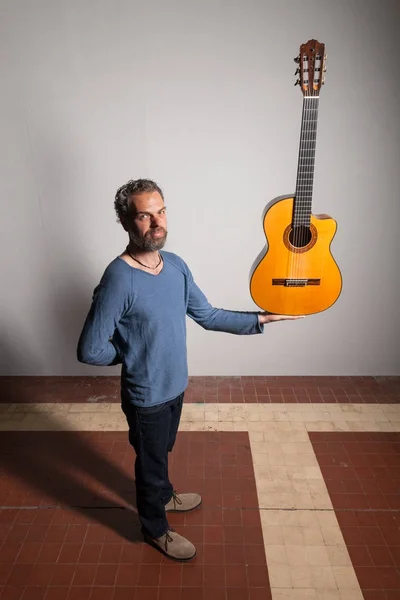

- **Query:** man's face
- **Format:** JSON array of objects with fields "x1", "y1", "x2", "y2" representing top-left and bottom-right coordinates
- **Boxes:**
[{"x1": 126, "y1": 191, "x2": 168, "y2": 251}]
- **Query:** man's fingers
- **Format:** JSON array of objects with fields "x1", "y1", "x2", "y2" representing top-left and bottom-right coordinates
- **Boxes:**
[{"x1": 270, "y1": 315, "x2": 305, "y2": 320}]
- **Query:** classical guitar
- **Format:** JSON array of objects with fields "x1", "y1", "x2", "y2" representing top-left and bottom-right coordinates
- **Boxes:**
[{"x1": 250, "y1": 39, "x2": 342, "y2": 316}]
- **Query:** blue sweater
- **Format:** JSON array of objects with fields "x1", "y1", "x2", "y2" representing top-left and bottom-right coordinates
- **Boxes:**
[{"x1": 77, "y1": 251, "x2": 264, "y2": 406}]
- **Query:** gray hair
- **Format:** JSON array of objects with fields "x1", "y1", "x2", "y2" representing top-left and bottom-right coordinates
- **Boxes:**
[{"x1": 114, "y1": 179, "x2": 164, "y2": 223}]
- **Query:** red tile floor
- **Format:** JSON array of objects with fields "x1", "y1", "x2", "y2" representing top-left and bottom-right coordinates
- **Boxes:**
[
  {"x1": 0, "y1": 431, "x2": 271, "y2": 600},
  {"x1": 310, "y1": 432, "x2": 400, "y2": 599},
  {"x1": 0, "y1": 376, "x2": 399, "y2": 404},
  {"x1": 0, "y1": 376, "x2": 399, "y2": 599}
]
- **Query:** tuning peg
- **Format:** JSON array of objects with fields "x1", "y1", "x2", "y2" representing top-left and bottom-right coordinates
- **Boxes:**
[
  {"x1": 322, "y1": 77, "x2": 326, "y2": 85},
  {"x1": 294, "y1": 68, "x2": 300, "y2": 75},
  {"x1": 294, "y1": 55, "x2": 300, "y2": 63},
  {"x1": 294, "y1": 79, "x2": 300, "y2": 86}
]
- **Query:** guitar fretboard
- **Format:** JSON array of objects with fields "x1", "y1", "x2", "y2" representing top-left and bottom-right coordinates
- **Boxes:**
[{"x1": 293, "y1": 96, "x2": 319, "y2": 227}]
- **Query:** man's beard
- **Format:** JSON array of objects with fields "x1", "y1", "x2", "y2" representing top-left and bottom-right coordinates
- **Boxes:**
[{"x1": 129, "y1": 227, "x2": 168, "y2": 252}]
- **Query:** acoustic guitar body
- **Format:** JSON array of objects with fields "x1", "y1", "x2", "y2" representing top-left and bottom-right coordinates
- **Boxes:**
[{"x1": 249, "y1": 196, "x2": 342, "y2": 315}]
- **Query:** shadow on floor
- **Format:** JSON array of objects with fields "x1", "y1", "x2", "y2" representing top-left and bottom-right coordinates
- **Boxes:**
[{"x1": 0, "y1": 375, "x2": 141, "y2": 544}]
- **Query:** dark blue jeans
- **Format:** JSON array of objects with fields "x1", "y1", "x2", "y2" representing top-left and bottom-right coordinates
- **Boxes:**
[{"x1": 122, "y1": 393, "x2": 184, "y2": 539}]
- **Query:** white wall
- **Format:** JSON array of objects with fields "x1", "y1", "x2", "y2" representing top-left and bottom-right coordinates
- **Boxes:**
[{"x1": 0, "y1": 0, "x2": 399, "y2": 376}]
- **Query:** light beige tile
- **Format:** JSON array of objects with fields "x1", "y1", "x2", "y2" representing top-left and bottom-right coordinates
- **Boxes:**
[
  {"x1": 269, "y1": 565, "x2": 292, "y2": 587},
  {"x1": 308, "y1": 481, "x2": 329, "y2": 496},
  {"x1": 258, "y1": 493, "x2": 281, "y2": 508},
  {"x1": 270, "y1": 466, "x2": 290, "y2": 480},
  {"x1": 269, "y1": 454, "x2": 288, "y2": 467},
  {"x1": 294, "y1": 492, "x2": 314, "y2": 509},
  {"x1": 303, "y1": 527, "x2": 325, "y2": 546},
  {"x1": 260, "y1": 510, "x2": 281, "y2": 526},
  {"x1": 0, "y1": 413, "x2": 27, "y2": 428},
  {"x1": 282, "y1": 442, "x2": 299, "y2": 454},
  {"x1": 279, "y1": 511, "x2": 300, "y2": 526},
  {"x1": 257, "y1": 480, "x2": 278, "y2": 494},
  {"x1": 286, "y1": 545, "x2": 309, "y2": 566},
  {"x1": 204, "y1": 411, "x2": 218, "y2": 421},
  {"x1": 306, "y1": 546, "x2": 330, "y2": 566},
  {"x1": 290, "y1": 431, "x2": 310, "y2": 441},
  {"x1": 251, "y1": 441, "x2": 270, "y2": 453},
  {"x1": 233, "y1": 422, "x2": 248, "y2": 431},
  {"x1": 331, "y1": 421, "x2": 351, "y2": 431},
  {"x1": 259, "y1": 412, "x2": 275, "y2": 422},
  {"x1": 280, "y1": 493, "x2": 298, "y2": 509},
  {"x1": 254, "y1": 465, "x2": 272, "y2": 479},
  {"x1": 304, "y1": 467, "x2": 323, "y2": 480},
  {"x1": 263, "y1": 526, "x2": 284, "y2": 545},
  {"x1": 292, "y1": 481, "x2": 311, "y2": 495},
  {"x1": 290, "y1": 566, "x2": 314, "y2": 588},
  {"x1": 296, "y1": 442, "x2": 315, "y2": 455},
  {"x1": 290, "y1": 421, "x2": 308, "y2": 431},
  {"x1": 311, "y1": 494, "x2": 332, "y2": 510},
  {"x1": 252, "y1": 453, "x2": 271, "y2": 466},
  {"x1": 258, "y1": 493, "x2": 286, "y2": 509},
  {"x1": 317, "y1": 512, "x2": 339, "y2": 528},
  {"x1": 326, "y1": 545, "x2": 352, "y2": 567},
  {"x1": 271, "y1": 589, "x2": 294, "y2": 600},
  {"x1": 265, "y1": 545, "x2": 287, "y2": 565},
  {"x1": 248, "y1": 421, "x2": 267, "y2": 431},
  {"x1": 0, "y1": 404, "x2": 16, "y2": 413},
  {"x1": 294, "y1": 592, "x2": 318, "y2": 600},
  {"x1": 69, "y1": 403, "x2": 111, "y2": 412},
  {"x1": 282, "y1": 466, "x2": 304, "y2": 480},
  {"x1": 339, "y1": 590, "x2": 364, "y2": 600},
  {"x1": 249, "y1": 431, "x2": 264, "y2": 442},
  {"x1": 273, "y1": 412, "x2": 290, "y2": 422},
  {"x1": 332, "y1": 566, "x2": 360, "y2": 589},
  {"x1": 321, "y1": 527, "x2": 344, "y2": 545},
  {"x1": 317, "y1": 592, "x2": 341, "y2": 600},
  {"x1": 311, "y1": 566, "x2": 337, "y2": 589},
  {"x1": 296, "y1": 511, "x2": 317, "y2": 527},
  {"x1": 282, "y1": 526, "x2": 304, "y2": 545}
]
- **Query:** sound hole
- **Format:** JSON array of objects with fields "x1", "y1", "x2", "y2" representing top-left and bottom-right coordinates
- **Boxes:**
[{"x1": 289, "y1": 226, "x2": 312, "y2": 248}]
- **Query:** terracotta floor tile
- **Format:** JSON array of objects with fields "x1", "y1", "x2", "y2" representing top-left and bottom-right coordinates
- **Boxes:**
[
  {"x1": 0, "y1": 432, "x2": 271, "y2": 599},
  {"x1": 1, "y1": 375, "x2": 398, "y2": 404},
  {"x1": 310, "y1": 432, "x2": 400, "y2": 598}
]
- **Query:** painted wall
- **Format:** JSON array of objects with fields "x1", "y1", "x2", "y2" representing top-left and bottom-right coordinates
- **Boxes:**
[{"x1": 1, "y1": 0, "x2": 399, "y2": 375}]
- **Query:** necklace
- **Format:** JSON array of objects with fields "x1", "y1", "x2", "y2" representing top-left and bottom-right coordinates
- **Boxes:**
[{"x1": 126, "y1": 247, "x2": 163, "y2": 270}]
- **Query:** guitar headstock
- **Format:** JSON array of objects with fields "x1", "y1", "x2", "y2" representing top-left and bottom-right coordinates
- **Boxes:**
[{"x1": 294, "y1": 39, "x2": 326, "y2": 96}]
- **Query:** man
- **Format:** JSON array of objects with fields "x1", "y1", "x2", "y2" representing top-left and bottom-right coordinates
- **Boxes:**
[{"x1": 77, "y1": 178, "x2": 303, "y2": 561}]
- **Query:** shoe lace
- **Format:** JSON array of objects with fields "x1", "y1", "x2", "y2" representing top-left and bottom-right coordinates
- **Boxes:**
[
  {"x1": 172, "y1": 490, "x2": 182, "y2": 507},
  {"x1": 164, "y1": 528, "x2": 175, "y2": 551}
]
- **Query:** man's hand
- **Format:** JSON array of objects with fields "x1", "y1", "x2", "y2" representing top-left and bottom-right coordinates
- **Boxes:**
[{"x1": 258, "y1": 312, "x2": 305, "y2": 324}]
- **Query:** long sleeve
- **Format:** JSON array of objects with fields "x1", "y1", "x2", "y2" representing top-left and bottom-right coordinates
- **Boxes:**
[
  {"x1": 77, "y1": 265, "x2": 132, "y2": 366},
  {"x1": 186, "y1": 272, "x2": 264, "y2": 335}
]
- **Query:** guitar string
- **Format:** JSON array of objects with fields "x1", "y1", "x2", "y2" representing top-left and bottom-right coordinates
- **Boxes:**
[
  {"x1": 295, "y1": 92, "x2": 310, "y2": 279},
  {"x1": 301, "y1": 96, "x2": 313, "y2": 276},
  {"x1": 299, "y1": 96, "x2": 318, "y2": 277}
]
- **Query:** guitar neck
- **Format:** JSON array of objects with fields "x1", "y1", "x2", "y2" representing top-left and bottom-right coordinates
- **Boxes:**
[{"x1": 293, "y1": 96, "x2": 320, "y2": 226}]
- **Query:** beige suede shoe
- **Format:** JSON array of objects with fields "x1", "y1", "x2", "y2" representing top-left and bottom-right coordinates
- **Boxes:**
[
  {"x1": 145, "y1": 529, "x2": 196, "y2": 561},
  {"x1": 165, "y1": 491, "x2": 202, "y2": 512}
]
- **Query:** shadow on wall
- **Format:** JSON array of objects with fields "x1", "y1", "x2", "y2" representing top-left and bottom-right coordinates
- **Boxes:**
[{"x1": 0, "y1": 335, "x2": 141, "y2": 543}]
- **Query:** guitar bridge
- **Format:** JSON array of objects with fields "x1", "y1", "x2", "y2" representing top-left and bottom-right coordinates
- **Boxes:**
[{"x1": 272, "y1": 278, "x2": 321, "y2": 287}]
